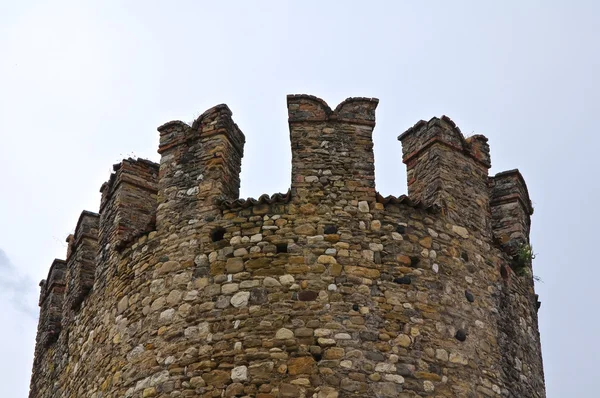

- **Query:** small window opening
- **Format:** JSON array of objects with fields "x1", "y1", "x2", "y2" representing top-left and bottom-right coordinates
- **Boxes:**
[
  {"x1": 324, "y1": 225, "x2": 338, "y2": 234},
  {"x1": 276, "y1": 243, "x2": 288, "y2": 254},
  {"x1": 500, "y1": 265, "x2": 509, "y2": 280},
  {"x1": 211, "y1": 227, "x2": 226, "y2": 242}
]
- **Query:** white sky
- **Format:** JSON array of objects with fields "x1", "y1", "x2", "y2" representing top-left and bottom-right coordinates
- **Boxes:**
[{"x1": 1, "y1": 1, "x2": 598, "y2": 396}]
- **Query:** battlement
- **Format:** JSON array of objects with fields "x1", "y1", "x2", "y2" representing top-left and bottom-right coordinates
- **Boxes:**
[
  {"x1": 288, "y1": 95, "x2": 379, "y2": 205},
  {"x1": 37, "y1": 259, "x2": 66, "y2": 347},
  {"x1": 30, "y1": 94, "x2": 544, "y2": 398},
  {"x1": 156, "y1": 105, "x2": 245, "y2": 240},
  {"x1": 64, "y1": 211, "x2": 99, "y2": 310},
  {"x1": 490, "y1": 169, "x2": 534, "y2": 255},
  {"x1": 399, "y1": 116, "x2": 493, "y2": 237},
  {"x1": 287, "y1": 94, "x2": 378, "y2": 126},
  {"x1": 158, "y1": 104, "x2": 245, "y2": 157},
  {"x1": 399, "y1": 116, "x2": 491, "y2": 167},
  {"x1": 99, "y1": 158, "x2": 158, "y2": 252}
]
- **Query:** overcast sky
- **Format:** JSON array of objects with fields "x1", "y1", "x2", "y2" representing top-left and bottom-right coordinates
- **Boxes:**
[{"x1": 1, "y1": 1, "x2": 598, "y2": 397}]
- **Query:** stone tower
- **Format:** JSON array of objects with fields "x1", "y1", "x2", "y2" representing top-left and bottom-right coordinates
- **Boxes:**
[{"x1": 29, "y1": 95, "x2": 545, "y2": 397}]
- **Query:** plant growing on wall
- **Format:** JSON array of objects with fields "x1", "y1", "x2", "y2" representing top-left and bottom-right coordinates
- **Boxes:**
[{"x1": 513, "y1": 243, "x2": 537, "y2": 276}]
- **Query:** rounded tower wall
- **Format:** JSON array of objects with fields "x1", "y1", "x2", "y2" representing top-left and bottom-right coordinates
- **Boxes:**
[{"x1": 29, "y1": 95, "x2": 545, "y2": 398}]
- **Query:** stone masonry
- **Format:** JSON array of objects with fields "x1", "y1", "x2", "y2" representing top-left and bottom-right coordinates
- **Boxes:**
[{"x1": 29, "y1": 95, "x2": 545, "y2": 397}]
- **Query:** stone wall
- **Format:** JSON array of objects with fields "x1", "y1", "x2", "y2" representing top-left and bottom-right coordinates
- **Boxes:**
[{"x1": 29, "y1": 94, "x2": 545, "y2": 397}]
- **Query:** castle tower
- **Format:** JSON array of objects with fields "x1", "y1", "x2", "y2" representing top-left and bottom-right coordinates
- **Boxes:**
[{"x1": 29, "y1": 95, "x2": 545, "y2": 398}]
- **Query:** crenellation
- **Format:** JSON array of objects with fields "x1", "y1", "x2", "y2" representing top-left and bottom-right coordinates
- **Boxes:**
[
  {"x1": 37, "y1": 259, "x2": 67, "y2": 347},
  {"x1": 399, "y1": 115, "x2": 492, "y2": 236},
  {"x1": 72, "y1": 210, "x2": 100, "y2": 245},
  {"x1": 287, "y1": 95, "x2": 378, "y2": 126},
  {"x1": 65, "y1": 234, "x2": 75, "y2": 259},
  {"x1": 156, "y1": 105, "x2": 245, "y2": 240},
  {"x1": 30, "y1": 258, "x2": 69, "y2": 398},
  {"x1": 399, "y1": 116, "x2": 491, "y2": 168},
  {"x1": 157, "y1": 120, "x2": 191, "y2": 154},
  {"x1": 63, "y1": 211, "x2": 99, "y2": 311},
  {"x1": 30, "y1": 94, "x2": 545, "y2": 398},
  {"x1": 99, "y1": 158, "x2": 159, "y2": 213},
  {"x1": 98, "y1": 158, "x2": 159, "y2": 254},
  {"x1": 490, "y1": 169, "x2": 533, "y2": 255},
  {"x1": 95, "y1": 158, "x2": 159, "y2": 311},
  {"x1": 190, "y1": 104, "x2": 245, "y2": 157},
  {"x1": 286, "y1": 94, "x2": 333, "y2": 122},
  {"x1": 399, "y1": 116, "x2": 464, "y2": 158},
  {"x1": 331, "y1": 97, "x2": 378, "y2": 126},
  {"x1": 288, "y1": 96, "x2": 378, "y2": 206},
  {"x1": 466, "y1": 134, "x2": 492, "y2": 167}
]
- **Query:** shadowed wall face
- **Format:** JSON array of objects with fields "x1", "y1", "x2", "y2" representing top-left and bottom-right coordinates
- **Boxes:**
[{"x1": 29, "y1": 95, "x2": 545, "y2": 398}]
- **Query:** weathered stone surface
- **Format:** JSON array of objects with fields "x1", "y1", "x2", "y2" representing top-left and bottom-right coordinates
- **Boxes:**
[
  {"x1": 226, "y1": 257, "x2": 244, "y2": 273},
  {"x1": 202, "y1": 370, "x2": 230, "y2": 387},
  {"x1": 317, "y1": 255, "x2": 337, "y2": 264},
  {"x1": 297, "y1": 290, "x2": 318, "y2": 301},
  {"x1": 221, "y1": 283, "x2": 239, "y2": 294},
  {"x1": 263, "y1": 276, "x2": 281, "y2": 287},
  {"x1": 29, "y1": 95, "x2": 545, "y2": 398},
  {"x1": 225, "y1": 382, "x2": 244, "y2": 396},
  {"x1": 294, "y1": 224, "x2": 316, "y2": 235},
  {"x1": 231, "y1": 365, "x2": 248, "y2": 382},
  {"x1": 230, "y1": 291, "x2": 250, "y2": 308},
  {"x1": 435, "y1": 349, "x2": 449, "y2": 362},
  {"x1": 189, "y1": 376, "x2": 206, "y2": 388},
  {"x1": 275, "y1": 328, "x2": 294, "y2": 340},
  {"x1": 288, "y1": 356, "x2": 316, "y2": 375},
  {"x1": 248, "y1": 361, "x2": 274, "y2": 379},
  {"x1": 452, "y1": 225, "x2": 469, "y2": 239},
  {"x1": 358, "y1": 201, "x2": 369, "y2": 213},
  {"x1": 117, "y1": 295, "x2": 128, "y2": 314}
]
